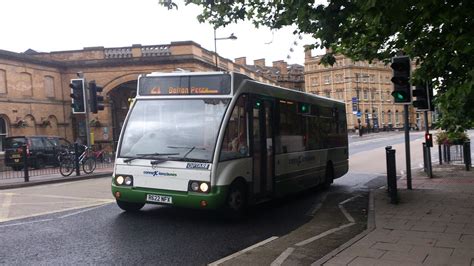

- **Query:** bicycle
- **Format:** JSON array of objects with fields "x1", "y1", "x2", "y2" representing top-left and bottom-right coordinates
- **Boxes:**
[
  {"x1": 92, "y1": 149, "x2": 113, "y2": 163},
  {"x1": 59, "y1": 145, "x2": 97, "y2": 177}
]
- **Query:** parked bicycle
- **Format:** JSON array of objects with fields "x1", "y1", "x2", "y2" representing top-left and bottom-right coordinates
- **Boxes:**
[
  {"x1": 59, "y1": 144, "x2": 97, "y2": 177},
  {"x1": 92, "y1": 149, "x2": 113, "y2": 163}
]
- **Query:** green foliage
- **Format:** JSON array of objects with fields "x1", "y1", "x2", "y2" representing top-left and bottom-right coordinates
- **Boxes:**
[
  {"x1": 435, "y1": 130, "x2": 469, "y2": 145},
  {"x1": 162, "y1": 0, "x2": 474, "y2": 133}
]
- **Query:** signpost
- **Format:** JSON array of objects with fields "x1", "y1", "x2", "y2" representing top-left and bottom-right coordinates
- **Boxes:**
[{"x1": 352, "y1": 97, "x2": 358, "y2": 114}]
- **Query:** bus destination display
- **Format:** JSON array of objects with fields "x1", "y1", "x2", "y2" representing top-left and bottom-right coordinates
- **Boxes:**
[{"x1": 139, "y1": 74, "x2": 231, "y2": 96}]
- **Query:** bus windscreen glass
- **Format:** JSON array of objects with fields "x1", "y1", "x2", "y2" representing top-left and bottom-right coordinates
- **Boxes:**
[
  {"x1": 119, "y1": 99, "x2": 230, "y2": 162},
  {"x1": 139, "y1": 74, "x2": 231, "y2": 96}
]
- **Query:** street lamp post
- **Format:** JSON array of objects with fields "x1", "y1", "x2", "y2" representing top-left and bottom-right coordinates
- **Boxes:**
[
  {"x1": 214, "y1": 29, "x2": 237, "y2": 70},
  {"x1": 346, "y1": 74, "x2": 369, "y2": 136}
]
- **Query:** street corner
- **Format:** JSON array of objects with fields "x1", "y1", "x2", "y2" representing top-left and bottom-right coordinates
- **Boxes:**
[{"x1": 0, "y1": 178, "x2": 114, "y2": 223}]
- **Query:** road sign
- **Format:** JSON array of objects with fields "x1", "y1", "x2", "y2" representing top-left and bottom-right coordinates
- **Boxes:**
[
  {"x1": 356, "y1": 111, "x2": 361, "y2": 118},
  {"x1": 352, "y1": 97, "x2": 359, "y2": 114},
  {"x1": 352, "y1": 103, "x2": 358, "y2": 114}
]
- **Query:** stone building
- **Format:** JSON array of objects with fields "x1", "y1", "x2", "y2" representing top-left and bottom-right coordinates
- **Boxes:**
[
  {"x1": 0, "y1": 41, "x2": 275, "y2": 151},
  {"x1": 304, "y1": 50, "x2": 430, "y2": 131},
  {"x1": 234, "y1": 57, "x2": 304, "y2": 91}
]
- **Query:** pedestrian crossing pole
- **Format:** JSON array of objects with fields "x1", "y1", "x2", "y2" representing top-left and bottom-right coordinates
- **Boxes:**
[{"x1": 404, "y1": 104, "x2": 412, "y2": 189}]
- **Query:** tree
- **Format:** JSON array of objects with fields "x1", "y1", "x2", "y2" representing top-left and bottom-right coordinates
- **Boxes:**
[{"x1": 163, "y1": 0, "x2": 474, "y2": 132}]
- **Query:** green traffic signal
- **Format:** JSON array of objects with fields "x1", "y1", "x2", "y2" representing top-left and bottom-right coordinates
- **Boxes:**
[
  {"x1": 391, "y1": 91, "x2": 408, "y2": 101},
  {"x1": 390, "y1": 56, "x2": 412, "y2": 103},
  {"x1": 301, "y1": 104, "x2": 307, "y2": 112}
]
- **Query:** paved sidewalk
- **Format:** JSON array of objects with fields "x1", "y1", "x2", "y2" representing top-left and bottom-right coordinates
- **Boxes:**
[{"x1": 321, "y1": 164, "x2": 474, "y2": 265}]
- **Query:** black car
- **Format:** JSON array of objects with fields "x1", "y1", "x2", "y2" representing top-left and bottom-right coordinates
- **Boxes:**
[{"x1": 4, "y1": 136, "x2": 71, "y2": 170}]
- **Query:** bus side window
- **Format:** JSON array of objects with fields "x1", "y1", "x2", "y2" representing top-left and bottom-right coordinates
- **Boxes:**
[{"x1": 219, "y1": 95, "x2": 249, "y2": 161}]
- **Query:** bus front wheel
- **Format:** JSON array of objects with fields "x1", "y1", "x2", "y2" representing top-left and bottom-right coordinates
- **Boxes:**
[
  {"x1": 116, "y1": 200, "x2": 145, "y2": 212},
  {"x1": 225, "y1": 181, "x2": 247, "y2": 217}
]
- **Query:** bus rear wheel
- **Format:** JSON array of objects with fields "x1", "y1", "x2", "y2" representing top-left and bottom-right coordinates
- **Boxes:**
[
  {"x1": 323, "y1": 163, "x2": 334, "y2": 189},
  {"x1": 225, "y1": 181, "x2": 247, "y2": 217},
  {"x1": 116, "y1": 200, "x2": 145, "y2": 212}
]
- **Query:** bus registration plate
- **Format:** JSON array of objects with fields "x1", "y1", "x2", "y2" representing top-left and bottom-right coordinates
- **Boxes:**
[{"x1": 146, "y1": 194, "x2": 172, "y2": 204}]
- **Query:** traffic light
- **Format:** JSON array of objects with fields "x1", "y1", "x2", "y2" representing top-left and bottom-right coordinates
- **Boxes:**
[
  {"x1": 412, "y1": 84, "x2": 429, "y2": 110},
  {"x1": 89, "y1": 80, "x2": 105, "y2": 114},
  {"x1": 425, "y1": 133, "x2": 433, "y2": 147},
  {"x1": 413, "y1": 83, "x2": 434, "y2": 111},
  {"x1": 390, "y1": 56, "x2": 412, "y2": 103},
  {"x1": 298, "y1": 103, "x2": 310, "y2": 114},
  {"x1": 70, "y1": 79, "x2": 86, "y2": 114}
]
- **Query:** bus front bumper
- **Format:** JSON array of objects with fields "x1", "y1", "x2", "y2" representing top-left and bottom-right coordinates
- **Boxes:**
[{"x1": 111, "y1": 184, "x2": 229, "y2": 210}]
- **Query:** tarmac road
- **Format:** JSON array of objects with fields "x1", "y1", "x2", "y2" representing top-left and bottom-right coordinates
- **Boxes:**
[{"x1": 0, "y1": 131, "x2": 437, "y2": 265}]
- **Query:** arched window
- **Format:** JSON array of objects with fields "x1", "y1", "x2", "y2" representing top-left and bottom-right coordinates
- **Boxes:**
[{"x1": 0, "y1": 117, "x2": 7, "y2": 151}]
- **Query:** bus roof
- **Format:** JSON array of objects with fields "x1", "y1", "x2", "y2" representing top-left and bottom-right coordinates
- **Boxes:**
[{"x1": 136, "y1": 71, "x2": 345, "y2": 106}]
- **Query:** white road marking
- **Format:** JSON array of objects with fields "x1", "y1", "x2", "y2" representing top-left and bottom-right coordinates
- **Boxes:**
[
  {"x1": 208, "y1": 236, "x2": 279, "y2": 266},
  {"x1": 0, "y1": 193, "x2": 14, "y2": 222},
  {"x1": 59, "y1": 204, "x2": 108, "y2": 218},
  {"x1": 338, "y1": 195, "x2": 360, "y2": 223},
  {"x1": 306, "y1": 191, "x2": 328, "y2": 216},
  {"x1": 270, "y1": 247, "x2": 295, "y2": 266},
  {"x1": 295, "y1": 223, "x2": 355, "y2": 247},
  {"x1": 273, "y1": 194, "x2": 360, "y2": 265},
  {"x1": 0, "y1": 218, "x2": 54, "y2": 228},
  {"x1": 0, "y1": 201, "x2": 113, "y2": 223}
]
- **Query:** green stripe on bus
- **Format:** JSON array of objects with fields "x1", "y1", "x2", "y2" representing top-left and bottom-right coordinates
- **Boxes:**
[{"x1": 112, "y1": 185, "x2": 229, "y2": 210}]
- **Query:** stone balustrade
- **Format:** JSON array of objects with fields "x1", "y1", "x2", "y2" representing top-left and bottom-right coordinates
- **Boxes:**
[
  {"x1": 104, "y1": 47, "x2": 132, "y2": 59},
  {"x1": 141, "y1": 45, "x2": 171, "y2": 57}
]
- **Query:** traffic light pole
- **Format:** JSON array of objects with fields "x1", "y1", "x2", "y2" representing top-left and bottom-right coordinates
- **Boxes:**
[
  {"x1": 424, "y1": 110, "x2": 433, "y2": 178},
  {"x1": 404, "y1": 104, "x2": 412, "y2": 189},
  {"x1": 84, "y1": 80, "x2": 91, "y2": 148}
]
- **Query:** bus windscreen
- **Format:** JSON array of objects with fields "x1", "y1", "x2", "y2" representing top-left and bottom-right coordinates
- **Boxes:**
[{"x1": 139, "y1": 74, "x2": 231, "y2": 96}]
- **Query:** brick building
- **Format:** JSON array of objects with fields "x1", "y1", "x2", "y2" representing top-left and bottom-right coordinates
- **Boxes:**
[
  {"x1": 304, "y1": 50, "x2": 430, "y2": 131},
  {"x1": 234, "y1": 57, "x2": 304, "y2": 91},
  {"x1": 0, "y1": 41, "x2": 275, "y2": 151}
]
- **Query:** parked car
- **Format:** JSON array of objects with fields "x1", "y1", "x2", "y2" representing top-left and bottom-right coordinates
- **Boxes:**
[{"x1": 4, "y1": 136, "x2": 71, "y2": 171}]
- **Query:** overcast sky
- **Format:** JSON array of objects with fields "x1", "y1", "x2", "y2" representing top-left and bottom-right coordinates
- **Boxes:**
[{"x1": 0, "y1": 0, "x2": 324, "y2": 66}]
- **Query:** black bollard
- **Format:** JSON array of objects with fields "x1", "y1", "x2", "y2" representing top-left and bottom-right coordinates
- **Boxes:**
[
  {"x1": 422, "y1": 142, "x2": 427, "y2": 173},
  {"x1": 386, "y1": 146, "x2": 398, "y2": 204},
  {"x1": 22, "y1": 144, "x2": 29, "y2": 182},
  {"x1": 74, "y1": 143, "x2": 81, "y2": 176},
  {"x1": 438, "y1": 144, "x2": 442, "y2": 165},
  {"x1": 464, "y1": 141, "x2": 471, "y2": 171}
]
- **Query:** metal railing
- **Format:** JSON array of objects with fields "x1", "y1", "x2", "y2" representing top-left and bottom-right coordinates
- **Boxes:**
[
  {"x1": 438, "y1": 141, "x2": 471, "y2": 171},
  {"x1": 0, "y1": 144, "x2": 114, "y2": 184}
]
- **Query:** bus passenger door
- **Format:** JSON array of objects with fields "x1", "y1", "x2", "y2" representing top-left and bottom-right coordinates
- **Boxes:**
[{"x1": 251, "y1": 97, "x2": 274, "y2": 199}]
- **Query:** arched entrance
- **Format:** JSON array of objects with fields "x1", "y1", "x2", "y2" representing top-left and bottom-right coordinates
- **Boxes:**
[{"x1": 108, "y1": 80, "x2": 137, "y2": 147}]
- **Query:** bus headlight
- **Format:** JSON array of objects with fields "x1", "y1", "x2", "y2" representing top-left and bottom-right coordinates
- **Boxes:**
[
  {"x1": 124, "y1": 176, "x2": 133, "y2": 186},
  {"x1": 115, "y1": 175, "x2": 133, "y2": 186},
  {"x1": 200, "y1": 182, "x2": 209, "y2": 193},
  {"x1": 189, "y1": 181, "x2": 210, "y2": 193},
  {"x1": 116, "y1": 175, "x2": 125, "y2": 185},
  {"x1": 190, "y1": 181, "x2": 200, "y2": 192}
]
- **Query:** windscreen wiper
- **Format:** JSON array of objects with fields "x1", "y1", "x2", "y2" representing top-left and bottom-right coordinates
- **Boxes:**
[
  {"x1": 166, "y1": 157, "x2": 209, "y2": 163},
  {"x1": 167, "y1": 146, "x2": 206, "y2": 158},
  {"x1": 123, "y1": 152, "x2": 179, "y2": 163}
]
